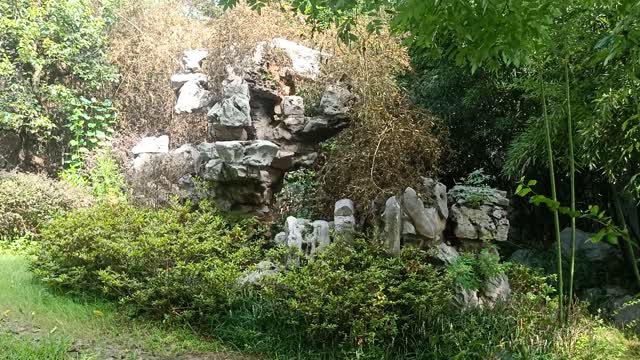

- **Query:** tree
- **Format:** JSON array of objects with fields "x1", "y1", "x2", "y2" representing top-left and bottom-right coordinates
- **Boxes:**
[{"x1": 0, "y1": 0, "x2": 118, "y2": 168}]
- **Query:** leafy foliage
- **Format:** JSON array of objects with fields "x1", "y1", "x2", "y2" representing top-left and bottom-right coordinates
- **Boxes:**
[
  {"x1": 32, "y1": 201, "x2": 269, "y2": 320},
  {"x1": 0, "y1": 0, "x2": 118, "y2": 168},
  {"x1": 448, "y1": 246, "x2": 507, "y2": 290},
  {"x1": 0, "y1": 172, "x2": 92, "y2": 239}
]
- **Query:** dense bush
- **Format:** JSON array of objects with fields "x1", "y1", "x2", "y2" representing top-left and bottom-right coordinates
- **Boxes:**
[
  {"x1": 0, "y1": 0, "x2": 119, "y2": 169},
  {"x1": 32, "y1": 201, "x2": 269, "y2": 320},
  {"x1": 32, "y1": 205, "x2": 639, "y2": 358},
  {"x1": 0, "y1": 172, "x2": 91, "y2": 239}
]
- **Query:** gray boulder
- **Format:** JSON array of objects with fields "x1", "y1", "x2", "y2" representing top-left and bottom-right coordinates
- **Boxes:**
[
  {"x1": 182, "y1": 49, "x2": 208, "y2": 73},
  {"x1": 254, "y1": 38, "x2": 325, "y2": 80},
  {"x1": 175, "y1": 80, "x2": 212, "y2": 114},
  {"x1": 403, "y1": 187, "x2": 445, "y2": 240},
  {"x1": 483, "y1": 273, "x2": 511, "y2": 307},
  {"x1": 238, "y1": 261, "x2": 280, "y2": 286},
  {"x1": 208, "y1": 72, "x2": 251, "y2": 140},
  {"x1": 320, "y1": 85, "x2": 354, "y2": 117},
  {"x1": 132, "y1": 136, "x2": 169, "y2": 155},
  {"x1": 614, "y1": 299, "x2": 640, "y2": 333},
  {"x1": 334, "y1": 199, "x2": 356, "y2": 241},
  {"x1": 310, "y1": 220, "x2": 331, "y2": 254},
  {"x1": 382, "y1": 196, "x2": 402, "y2": 256},
  {"x1": 433, "y1": 242, "x2": 459, "y2": 265},
  {"x1": 242, "y1": 140, "x2": 279, "y2": 167},
  {"x1": 215, "y1": 141, "x2": 245, "y2": 163},
  {"x1": 560, "y1": 227, "x2": 621, "y2": 262},
  {"x1": 282, "y1": 96, "x2": 304, "y2": 115},
  {"x1": 448, "y1": 186, "x2": 510, "y2": 242},
  {"x1": 170, "y1": 72, "x2": 208, "y2": 91}
]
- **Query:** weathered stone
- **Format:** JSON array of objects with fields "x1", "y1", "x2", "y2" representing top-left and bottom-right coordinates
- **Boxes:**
[
  {"x1": 182, "y1": 49, "x2": 208, "y2": 73},
  {"x1": 402, "y1": 219, "x2": 416, "y2": 236},
  {"x1": 255, "y1": 38, "x2": 325, "y2": 80},
  {"x1": 132, "y1": 153, "x2": 152, "y2": 172},
  {"x1": 433, "y1": 242, "x2": 459, "y2": 265},
  {"x1": 175, "y1": 80, "x2": 212, "y2": 114},
  {"x1": 320, "y1": 85, "x2": 354, "y2": 117},
  {"x1": 483, "y1": 273, "x2": 511, "y2": 307},
  {"x1": 309, "y1": 220, "x2": 331, "y2": 256},
  {"x1": 449, "y1": 202, "x2": 509, "y2": 242},
  {"x1": 132, "y1": 136, "x2": 169, "y2": 155},
  {"x1": 560, "y1": 227, "x2": 621, "y2": 262},
  {"x1": 238, "y1": 261, "x2": 280, "y2": 286},
  {"x1": 170, "y1": 73, "x2": 208, "y2": 90},
  {"x1": 301, "y1": 115, "x2": 349, "y2": 142},
  {"x1": 614, "y1": 300, "x2": 640, "y2": 333},
  {"x1": 382, "y1": 196, "x2": 402, "y2": 256},
  {"x1": 215, "y1": 141, "x2": 245, "y2": 163},
  {"x1": 403, "y1": 187, "x2": 443, "y2": 240},
  {"x1": 207, "y1": 97, "x2": 251, "y2": 140},
  {"x1": 422, "y1": 177, "x2": 448, "y2": 219},
  {"x1": 271, "y1": 150, "x2": 295, "y2": 170},
  {"x1": 196, "y1": 142, "x2": 218, "y2": 159},
  {"x1": 292, "y1": 152, "x2": 318, "y2": 167},
  {"x1": 285, "y1": 216, "x2": 304, "y2": 252},
  {"x1": 456, "y1": 287, "x2": 483, "y2": 310},
  {"x1": 334, "y1": 199, "x2": 355, "y2": 217},
  {"x1": 334, "y1": 199, "x2": 356, "y2": 241},
  {"x1": 283, "y1": 115, "x2": 306, "y2": 133},
  {"x1": 282, "y1": 96, "x2": 304, "y2": 115},
  {"x1": 242, "y1": 140, "x2": 279, "y2": 167},
  {"x1": 174, "y1": 143, "x2": 203, "y2": 173},
  {"x1": 274, "y1": 232, "x2": 287, "y2": 245}
]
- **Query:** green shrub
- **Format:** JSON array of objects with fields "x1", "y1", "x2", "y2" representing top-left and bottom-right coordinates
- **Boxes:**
[
  {"x1": 60, "y1": 149, "x2": 126, "y2": 202},
  {"x1": 448, "y1": 246, "x2": 507, "y2": 290},
  {"x1": 0, "y1": 0, "x2": 119, "y2": 167},
  {"x1": 31, "y1": 200, "x2": 269, "y2": 321},
  {"x1": 0, "y1": 172, "x2": 91, "y2": 239}
]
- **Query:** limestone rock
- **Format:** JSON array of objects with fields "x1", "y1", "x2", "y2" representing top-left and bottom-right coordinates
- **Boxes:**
[
  {"x1": 560, "y1": 227, "x2": 621, "y2": 262},
  {"x1": 448, "y1": 185, "x2": 510, "y2": 242},
  {"x1": 274, "y1": 232, "x2": 287, "y2": 245},
  {"x1": 282, "y1": 96, "x2": 304, "y2": 115},
  {"x1": 215, "y1": 141, "x2": 245, "y2": 163},
  {"x1": 208, "y1": 72, "x2": 251, "y2": 140},
  {"x1": 334, "y1": 199, "x2": 356, "y2": 241},
  {"x1": 132, "y1": 136, "x2": 169, "y2": 155},
  {"x1": 483, "y1": 273, "x2": 511, "y2": 306},
  {"x1": 182, "y1": 49, "x2": 208, "y2": 73},
  {"x1": 403, "y1": 187, "x2": 445, "y2": 240},
  {"x1": 382, "y1": 196, "x2": 402, "y2": 256},
  {"x1": 310, "y1": 220, "x2": 331, "y2": 255},
  {"x1": 614, "y1": 300, "x2": 640, "y2": 333},
  {"x1": 170, "y1": 72, "x2": 208, "y2": 91},
  {"x1": 242, "y1": 140, "x2": 279, "y2": 167},
  {"x1": 238, "y1": 261, "x2": 280, "y2": 286},
  {"x1": 175, "y1": 80, "x2": 212, "y2": 114},
  {"x1": 255, "y1": 38, "x2": 325, "y2": 80},
  {"x1": 320, "y1": 85, "x2": 355, "y2": 117},
  {"x1": 433, "y1": 242, "x2": 459, "y2": 265},
  {"x1": 335, "y1": 199, "x2": 355, "y2": 217}
]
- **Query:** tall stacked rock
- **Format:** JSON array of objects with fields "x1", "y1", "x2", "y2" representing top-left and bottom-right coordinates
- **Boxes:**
[
  {"x1": 132, "y1": 40, "x2": 355, "y2": 213},
  {"x1": 172, "y1": 49, "x2": 212, "y2": 114},
  {"x1": 448, "y1": 185, "x2": 510, "y2": 249}
]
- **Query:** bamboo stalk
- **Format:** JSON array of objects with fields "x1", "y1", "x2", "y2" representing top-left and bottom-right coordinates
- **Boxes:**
[
  {"x1": 565, "y1": 62, "x2": 576, "y2": 321},
  {"x1": 540, "y1": 71, "x2": 564, "y2": 323}
]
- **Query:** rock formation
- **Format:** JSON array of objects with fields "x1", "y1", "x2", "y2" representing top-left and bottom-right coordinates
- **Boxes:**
[{"x1": 131, "y1": 40, "x2": 355, "y2": 213}]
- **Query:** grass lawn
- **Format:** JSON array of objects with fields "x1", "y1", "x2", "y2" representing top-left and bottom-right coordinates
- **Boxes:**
[{"x1": 0, "y1": 254, "x2": 256, "y2": 360}]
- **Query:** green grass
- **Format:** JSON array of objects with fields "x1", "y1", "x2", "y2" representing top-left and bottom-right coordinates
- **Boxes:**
[{"x1": 0, "y1": 254, "x2": 251, "y2": 360}]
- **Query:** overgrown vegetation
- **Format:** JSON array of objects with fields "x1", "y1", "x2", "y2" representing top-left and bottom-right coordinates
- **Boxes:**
[
  {"x1": 0, "y1": 0, "x2": 119, "y2": 170},
  {"x1": 0, "y1": 172, "x2": 91, "y2": 240}
]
